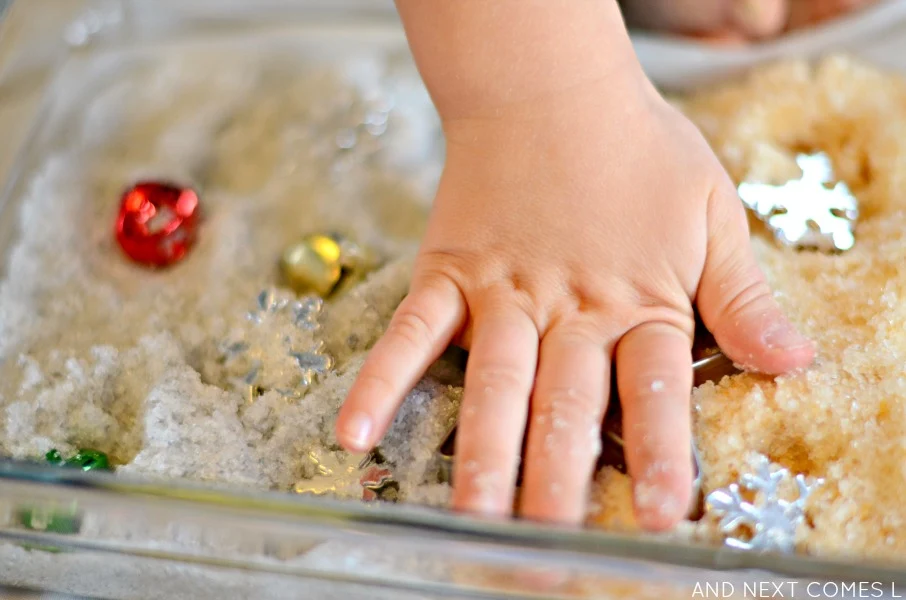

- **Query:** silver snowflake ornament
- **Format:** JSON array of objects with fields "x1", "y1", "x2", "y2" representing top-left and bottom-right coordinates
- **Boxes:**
[
  {"x1": 247, "y1": 289, "x2": 322, "y2": 330},
  {"x1": 738, "y1": 152, "x2": 858, "y2": 252},
  {"x1": 705, "y1": 454, "x2": 822, "y2": 553},
  {"x1": 221, "y1": 289, "x2": 333, "y2": 402}
]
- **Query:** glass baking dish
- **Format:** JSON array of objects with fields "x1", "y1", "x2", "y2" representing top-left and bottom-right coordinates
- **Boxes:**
[{"x1": 1, "y1": 1, "x2": 906, "y2": 598}]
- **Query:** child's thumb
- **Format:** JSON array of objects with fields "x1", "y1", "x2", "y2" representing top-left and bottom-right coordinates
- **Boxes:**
[{"x1": 695, "y1": 181, "x2": 815, "y2": 375}]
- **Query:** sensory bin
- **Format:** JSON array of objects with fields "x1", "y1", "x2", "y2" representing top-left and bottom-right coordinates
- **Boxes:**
[{"x1": 0, "y1": 21, "x2": 904, "y2": 589}]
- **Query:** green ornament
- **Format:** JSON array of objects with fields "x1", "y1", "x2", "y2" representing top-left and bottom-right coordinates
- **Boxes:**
[
  {"x1": 44, "y1": 449, "x2": 64, "y2": 465},
  {"x1": 16, "y1": 504, "x2": 81, "y2": 534},
  {"x1": 19, "y1": 448, "x2": 108, "y2": 554},
  {"x1": 15, "y1": 502, "x2": 82, "y2": 552},
  {"x1": 67, "y1": 449, "x2": 110, "y2": 471},
  {"x1": 45, "y1": 448, "x2": 111, "y2": 472}
]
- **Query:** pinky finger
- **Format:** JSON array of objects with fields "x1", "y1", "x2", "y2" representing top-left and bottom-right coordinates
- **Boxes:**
[{"x1": 336, "y1": 273, "x2": 466, "y2": 452}]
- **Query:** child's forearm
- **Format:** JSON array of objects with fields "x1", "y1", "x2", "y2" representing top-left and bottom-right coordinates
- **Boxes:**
[{"x1": 394, "y1": 0, "x2": 641, "y2": 122}]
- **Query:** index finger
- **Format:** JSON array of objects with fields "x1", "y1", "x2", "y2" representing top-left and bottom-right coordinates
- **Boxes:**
[{"x1": 336, "y1": 274, "x2": 465, "y2": 452}]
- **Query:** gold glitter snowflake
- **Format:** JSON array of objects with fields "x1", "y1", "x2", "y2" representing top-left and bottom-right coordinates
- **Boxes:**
[{"x1": 294, "y1": 448, "x2": 397, "y2": 501}]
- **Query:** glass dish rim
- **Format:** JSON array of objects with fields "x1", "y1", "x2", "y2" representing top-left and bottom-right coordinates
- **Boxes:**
[
  {"x1": 1, "y1": 460, "x2": 905, "y2": 584},
  {"x1": 0, "y1": 0, "x2": 901, "y2": 587}
]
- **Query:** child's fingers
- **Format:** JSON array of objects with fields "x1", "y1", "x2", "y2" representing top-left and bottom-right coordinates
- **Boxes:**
[
  {"x1": 696, "y1": 182, "x2": 815, "y2": 375},
  {"x1": 520, "y1": 323, "x2": 609, "y2": 524},
  {"x1": 615, "y1": 321, "x2": 695, "y2": 531},
  {"x1": 622, "y1": 0, "x2": 787, "y2": 39},
  {"x1": 451, "y1": 298, "x2": 538, "y2": 517},
  {"x1": 335, "y1": 274, "x2": 466, "y2": 452},
  {"x1": 622, "y1": 0, "x2": 732, "y2": 35}
]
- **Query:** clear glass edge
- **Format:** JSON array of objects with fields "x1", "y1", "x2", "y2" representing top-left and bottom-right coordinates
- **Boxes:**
[
  {"x1": 0, "y1": 0, "x2": 898, "y2": 588},
  {"x1": 0, "y1": 460, "x2": 904, "y2": 585}
]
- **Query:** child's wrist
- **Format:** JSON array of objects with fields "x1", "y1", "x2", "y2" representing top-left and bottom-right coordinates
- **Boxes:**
[
  {"x1": 397, "y1": 0, "x2": 643, "y2": 123},
  {"x1": 435, "y1": 56, "x2": 654, "y2": 135}
]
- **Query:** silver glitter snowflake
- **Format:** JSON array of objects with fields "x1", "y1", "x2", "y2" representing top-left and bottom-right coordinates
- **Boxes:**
[
  {"x1": 738, "y1": 152, "x2": 859, "y2": 252},
  {"x1": 293, "y1": 448, "x2": 396, "y2": 501},
  {"x1": 706, "y1": 454, "x2": 822, "y2": 553},
  {"x1": 221, "y1": 289, "x2": 333, "y2": 402}
]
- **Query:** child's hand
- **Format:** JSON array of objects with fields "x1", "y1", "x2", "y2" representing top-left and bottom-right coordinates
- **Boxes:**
[
  {"x1": 335, "y1": 1, "x2": 814, "y2": 529},
  {"x1": 622, "y1": 0, "x2": 877, "y2": 43}
]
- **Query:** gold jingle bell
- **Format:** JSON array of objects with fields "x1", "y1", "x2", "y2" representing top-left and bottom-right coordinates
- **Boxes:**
[{"x1": 279, "y1": 233, "x2": 377, "y2": 298}]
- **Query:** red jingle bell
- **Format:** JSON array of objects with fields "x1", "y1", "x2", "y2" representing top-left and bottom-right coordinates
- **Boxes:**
[{"x1": 115, "y1": 181, "x2": 200, "y2": 268}]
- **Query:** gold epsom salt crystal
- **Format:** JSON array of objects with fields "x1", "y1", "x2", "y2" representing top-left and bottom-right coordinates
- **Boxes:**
[{"x1": 280, "y1": 233, "x2": 377, "y2": 298}]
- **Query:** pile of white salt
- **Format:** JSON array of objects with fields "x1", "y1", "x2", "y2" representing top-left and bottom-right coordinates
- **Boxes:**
[{"x1": 0, "y1": 46, "x2": 457, "y2": 506}]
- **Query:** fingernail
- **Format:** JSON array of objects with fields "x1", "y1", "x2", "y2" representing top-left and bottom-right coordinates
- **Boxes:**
[
  {"x1": 731, "y1": 0, "x2": 787, "y2": 37},
  {"x1": 736, "y1": 0, "x2": 761, "y2": 20},
  {"x1": 762, "y1": 320, "x2": 812, "y2": 350},
  {"x1": 340, "y1": 411, "x2": 372, "y2": 450},
  {"x1": 730, "y1": 0, "x2": 761, "y2": 31}
]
